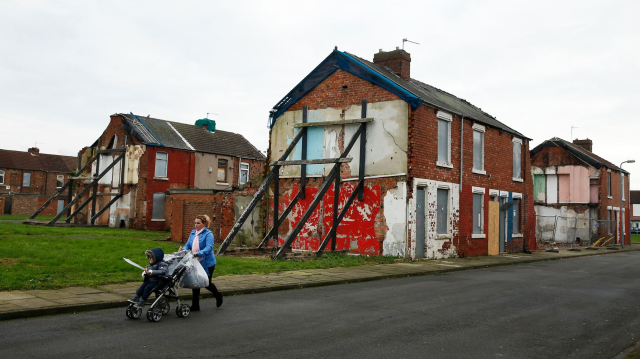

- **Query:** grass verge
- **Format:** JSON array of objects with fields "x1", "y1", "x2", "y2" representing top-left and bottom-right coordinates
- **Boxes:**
[
  {"x1": 632, "y1": 234, "x2": 640, "y2": 243},
  {"x1": 0, "y1": 222, "x2": 400, "y2": 291}
]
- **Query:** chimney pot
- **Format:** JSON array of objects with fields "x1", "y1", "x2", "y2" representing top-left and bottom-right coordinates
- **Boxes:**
[{"x1": 373, "y1": 48, "x2": 411, "y2": 81}]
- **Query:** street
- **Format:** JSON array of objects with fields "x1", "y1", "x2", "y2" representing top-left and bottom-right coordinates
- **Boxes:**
[{"x1": 1, "y1": 252, "x2": 640, "y2": 358}]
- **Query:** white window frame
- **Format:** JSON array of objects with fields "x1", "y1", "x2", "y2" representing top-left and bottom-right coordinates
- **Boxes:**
[
  {"x1": 22, "y1": 172, "x2": 31, "y2": 187},
  {"x1": 56, "y1": 174, "x2": 64, "y2": 188},
  {"x1": 239, "y1": 162, "x2": 250, "y2": 185},
  {"x1": 0, "y1": 169, "x2": 5, "y2": 185},
  {"x1": 151, "y1": 192, "x2": 166, "y2": 221},
  {"x1": 512, "y1": 137, "x2": 523, "y2": 182},
  {"x1": 512, "y1": 192, "x2": 523, "y2": 237},
  {"x1": 436, "y1": 111, "x2": 453, "y2": 168},
  {"x1": 217, "y1": 159, "x2": 229, "y2": 184},
  {"x1": 155, "y1": 152, "x2": 168, "y2": 178},
  {"x1": 472, "y1": 186, "x2": 485, "y2": 238},
  {"x1": 472, "y1": 123, "x2": 486, "y2": 175}
]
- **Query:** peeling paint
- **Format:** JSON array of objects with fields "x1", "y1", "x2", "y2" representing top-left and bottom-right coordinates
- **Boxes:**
[{"x1": 382, "y1": 182, "x2": 407, "y2": 257}]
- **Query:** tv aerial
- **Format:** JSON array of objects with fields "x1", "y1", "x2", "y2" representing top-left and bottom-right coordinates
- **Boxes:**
[{"x1": 402, "y1": 38, "x2": 420, "y2": 50}]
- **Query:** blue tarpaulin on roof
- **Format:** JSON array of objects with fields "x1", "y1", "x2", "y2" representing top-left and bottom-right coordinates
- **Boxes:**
[{"x1": 268, "y1": 50, "x2": 423, "y2": 128}]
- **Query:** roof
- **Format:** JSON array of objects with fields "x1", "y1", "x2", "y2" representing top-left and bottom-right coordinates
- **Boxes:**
[
  {"x1": 119, "y1": 114, "x2": 265, "y2": 160},
  {"x1": 530, "y1": 137, "x2": 628, "y2": 173},
  {"x1": 0, "y1": 149, "x2": 76, "y2": 173},
  {"x1": 269, "y1": 49, "x2": 528, "y2": 139}
]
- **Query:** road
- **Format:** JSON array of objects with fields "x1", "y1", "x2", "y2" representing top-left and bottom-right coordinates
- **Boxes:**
[{"x1": 1, "y1": 252, "x2": 640, "y2": 358}]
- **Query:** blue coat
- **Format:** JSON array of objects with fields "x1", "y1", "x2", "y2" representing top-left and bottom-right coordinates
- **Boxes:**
[{"x1": 184, "y1": 227, "x2": 216, "y2": 275}]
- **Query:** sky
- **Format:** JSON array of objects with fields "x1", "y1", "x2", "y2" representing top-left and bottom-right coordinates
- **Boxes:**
[{"x1": 1, "y1": 0, "x2": 639, "y2": 188}]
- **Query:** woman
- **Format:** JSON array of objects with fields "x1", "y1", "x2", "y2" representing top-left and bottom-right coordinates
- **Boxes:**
[{"x1": 183, "y1": 214, "x2": 223, "y2": 311}]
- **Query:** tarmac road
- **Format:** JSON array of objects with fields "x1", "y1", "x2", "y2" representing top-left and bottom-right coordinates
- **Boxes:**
[{"x1": 1, "y1": 252, "x2": 640, "y2": 359}]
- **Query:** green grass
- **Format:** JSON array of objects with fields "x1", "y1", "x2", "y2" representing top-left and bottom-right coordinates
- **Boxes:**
[
  {"x1": 0, "y1": 222, "x2": 400, "y2": 291},
  {"x1": 632, "y1": 234, "x2": 640, "y2": 243}
]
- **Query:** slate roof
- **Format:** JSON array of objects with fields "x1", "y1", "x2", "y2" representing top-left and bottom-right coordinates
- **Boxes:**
[
  {"x1": 119, "y1": 114, "x2": 265, "y2": 160},
  {"x1": 269, "y1": 49, "x2": 528, "y2": 139},
  {"x1": 530, "y1": 137, "x2": 628, "y2": 173},
  {"x1": 0, "y1": 149, "x2": 76, "y2": 172}
]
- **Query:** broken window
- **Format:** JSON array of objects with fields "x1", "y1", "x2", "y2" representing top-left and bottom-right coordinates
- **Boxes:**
[
  {"x1": 513, "y1": 199, "x2": 521, "y2": 234},
  {"x1": 0, "y1": 170, "x2": 5, "y2": 185},
  {"x1": 152, "y1": 193, "x2": 166, "y2": 220},
  {"x1": 473, "y1": 193, "x2": 483, "y2": 234},
  {"x1": 155, "y1": 152, "x2": 168, "y2": 178},
  {"x1": 239, "y1": 162, "x2": 249, "y2": 185},
  {"x1": 473, "y1": 124, "x2": 485, "y2": 172},
  {"x1": 56, "y1": 174, "x2": 64, "y2": 188},
  {"x1": 437, "y1": 111, "x2": 452, "y2": 166},
  {"x1": 513, "y1": 138, "x2": 522, "y2": 179},
  {"x1": 217, "y1": 159, "x2": 227, "y2": 183},
  {"x1": 22, "y1": 172, "x2": 31, "y2": 187},
  {"x1": 436, "y1": 188, "x2": 449, "y2": 235}
]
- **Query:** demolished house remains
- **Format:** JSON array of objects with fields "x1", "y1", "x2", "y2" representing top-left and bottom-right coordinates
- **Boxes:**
[
  {"x1": 220, "y1": 47, "x2": 536, "y2": 259},
  {"x1": 531, "y1": 138, "x2": 631, "y2": 246},
  {"x1": 32, "y1": 113, "x2": 265, "y2": 244}
]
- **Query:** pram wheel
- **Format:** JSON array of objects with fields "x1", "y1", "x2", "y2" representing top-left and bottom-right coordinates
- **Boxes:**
[
  {"x1": 146, "y1": 306, "x2": 163, "y2": 322},
  {"x1": 126, "y1": 304, "x2": 142, "y2": 319},
  {"x1": 159, "y1": 300, "x2": 170, "y2": 315},
  {"x1": 176, "y1": 304, "x2": 190, "y2": 318}
]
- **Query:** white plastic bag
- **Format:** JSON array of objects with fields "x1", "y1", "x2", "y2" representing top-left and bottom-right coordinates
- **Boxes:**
[{"x1": 178, "y1": 253, "x2": 209, "y2": 288}]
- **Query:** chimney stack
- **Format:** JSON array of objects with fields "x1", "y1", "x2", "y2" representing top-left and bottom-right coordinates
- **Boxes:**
[
  {"x1": 373, "y1": 48, "x2": 411, "y2": 81},
  {"x1": 28, "y1": 147, "x2": 40, "y2": 155},
  {"x1": 573, "y1": 138, "x2": 593, "y2": 152}
]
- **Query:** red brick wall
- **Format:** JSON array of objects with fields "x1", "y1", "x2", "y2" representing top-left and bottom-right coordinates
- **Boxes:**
[{"x1": 599, "y1": 167, "x2": 631, "y2": 245}]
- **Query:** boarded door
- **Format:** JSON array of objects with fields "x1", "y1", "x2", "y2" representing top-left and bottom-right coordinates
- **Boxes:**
[
  {"x1": 488, "y1": 201, "x2": 499, "y2": 255},
  {"x1": 415, "y1": 188, "x2": 426, "y2": 258},
  {"x1": 3, "y1": 196, "x2": 12, "y2": 215}
]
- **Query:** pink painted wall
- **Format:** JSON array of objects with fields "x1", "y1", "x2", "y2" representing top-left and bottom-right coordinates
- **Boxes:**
[{"x1": 557, "y1": 166, "x2": 589, "y2": 203}]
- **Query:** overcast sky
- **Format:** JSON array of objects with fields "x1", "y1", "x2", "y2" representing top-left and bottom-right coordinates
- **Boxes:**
[{"x1": 1, "y1": 0, "x2": 638, "y2": 189}]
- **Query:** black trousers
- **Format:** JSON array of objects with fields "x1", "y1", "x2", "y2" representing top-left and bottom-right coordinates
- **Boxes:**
[
  {"x1": 191, "y1": 265, "x2": 220, "y2": 307},
  {"x1": 136, "y1": 279, "x2": 161, "y2": 301}
]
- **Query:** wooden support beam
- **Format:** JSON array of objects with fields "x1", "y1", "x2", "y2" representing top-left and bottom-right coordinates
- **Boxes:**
[
  {"x1": 317, "y1": 180, "x2": 363, "y2": 254},
  {"x1": 301, "y1": 106, "x2": 307, "y2": 200},
  {"x1": 270, "y1": 158, "x2": 352, "y2": 166},
  {"x1": 97, "y1": 149, "x2": 126, "y2": 154},
  {"x1": 293, "y1": 118, "x2": 373, "y2": 128},
  {"x1": 358, "y1": 100, "x2": 367, "y2": 201},
  {"x1": 258, "y1": 188, "x2": 303, "y2": 249}
]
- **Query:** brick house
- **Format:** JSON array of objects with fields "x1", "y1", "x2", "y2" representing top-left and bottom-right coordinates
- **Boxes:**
[
  {"x1": 74, "y1": 114, "x2": 265, "y2": 237},
  {"x1": 631, "y1": 190, "x2": 640, "y2": 232},
  {"x1": 0, "y1": 147, "x2": 76, "y2": 216},
  {"x1": 263, "y1": 48, "x2": 535, "y2": 258},
  {"x1": 530, "y1": 138, "x2": 631, "y2": 245}
]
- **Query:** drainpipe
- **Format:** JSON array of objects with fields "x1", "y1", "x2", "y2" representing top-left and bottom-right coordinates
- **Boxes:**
[{"x1": 459, "y1": 115, "x2": 464, "y2": 193}]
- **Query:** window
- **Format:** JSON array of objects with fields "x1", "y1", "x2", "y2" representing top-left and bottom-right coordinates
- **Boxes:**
[
  {"x1": 436, "y1": 188, "x2": 449, "y2": 234},
  {"x1": 513, "y1": 199, "x2": 521, "y2": 234},
  {"x1": 513, "y1": 138, "x2": 522, "y2": 180},
  {"x1": 217, "y1": 159, "x2": 227, "y2": 183},
  {"x1": 608, "y1": 209, "x2": 613, "y2": 235},
  {"x1": 56, "y1": 175, "x2": 64, "y2": 188},
  {"x1": 0, "y1": 170, "x2": 5, "y2": 185},
  {"x1": 239, "y1": 162, "x2": 249, "y2": 185},
  {"x1": 473, "y1": 193, "x2": 483, "y2": 234},
  {"x1": 472, "y1": 123, "x2": 485, "y2": 173},
  {"x1": 437, "y1": 111, "x2": 452, "y2": 167},
  {"x1": 152, "y1": 193, "x2": 166, "y2": 220},
  {"x1": 22, "y1": 172, "x2": 31, "y2": 187},
  {"x1": 155, "y1": 152, "x2": 168, "y2": 178},
  {"x1": 607, "y1": 171, "x2": 612, "y2": 198}
]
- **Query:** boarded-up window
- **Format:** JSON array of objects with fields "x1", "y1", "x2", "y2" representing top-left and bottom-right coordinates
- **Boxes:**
[
  {"x1": 513, "y1": 199, "x2": 521, "y2": 234},
  {"x1": 607, "y1": 172, "x2": 612, "y2": 197},
  {"x1": 239, "y1": 162, "x2": 249, "y2": 185},
  {"x1": 533, "y1": 174, "x2": 546, "y2": 202},
  {"x1": 217, "y1": 159, "x2": 227, "y2": 182},
  {"x1": 155, "y1": 152, "x2": 168, "y2": 178},
  {"x1": 0, "y1": 170, "x2": 4, "y2": 184},
  {"x1": 152, "y1": 193, "x2": 166, "y2": 220},
  {"x1": 558, "y1": 174, "x2": 570, "y2": 202},
  {"x1": 437, "y1": 188, "x2": 449, "y2": 234},
  {"x1": 22, "y1": 172, "x2": 31, "y2": 187},
  {"x1": 56, "y1": 175, "x2": 64, "y2": 188},
  {"x1": 473, "y1": 130, "x2": 484, "y2": 171},
  {"x1": 438, "y1": 119, "x2": 450, "y2": 164},
  {"x1": 513, "y1": 140, "x2": 522, "y2": 179},
  {"x1": 473, "y1": 193, "x2": 483, "y2": 234}
]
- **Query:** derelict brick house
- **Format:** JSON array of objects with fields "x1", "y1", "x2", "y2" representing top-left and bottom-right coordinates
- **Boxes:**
[
  {"x1": 0, "y1": 148, "x2": 76, "y2": 216},
  {"x1": 74, "y1": 114, "x2": 265, "y2": 239},
  {"x1": 263, "y1": 48, "x2": 535, "y2": 259},
  {"x1": 531, "y1": 138, "x2": 631, "y2": 246},
  {"x1": 630, "y1": 190, "x2": 640, "y2": 232}
]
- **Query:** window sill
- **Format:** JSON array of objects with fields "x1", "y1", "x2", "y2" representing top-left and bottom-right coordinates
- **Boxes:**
[
  {"x1": 607, "y1": 196, "x2": 613, "y2": 199},
  {"x1": 151, "y1": 219, "x2": 165, "y2": 222},
  {"x1": 472, "y1": 169, "x2": 486, "y2": 175},
  {"x1": 513, "y1": 233, "x2": 523, "y2": 238},
  {"x1": 154, "y1": 177, "x2": 169, "y2": 181},
  {"x1": 217, "y1": 182, "x2": 230, "y2": 185},
  {"x1": 436, "y1": 234, "x2": 451, "y2": 240},
  {"x1": 512, "y1": 177, "x2": 523, "y2": 182},
  {"x1": 436, "y1": 162, "x2": 453, "y2": 169},
  {"x1": 472, "y1": 234, "x2": 486, "y2": 239}
]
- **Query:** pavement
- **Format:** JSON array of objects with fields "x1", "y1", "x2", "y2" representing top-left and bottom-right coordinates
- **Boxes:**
[{"x1": 2, "y1": 245, "x2": 640, "y2": 322}]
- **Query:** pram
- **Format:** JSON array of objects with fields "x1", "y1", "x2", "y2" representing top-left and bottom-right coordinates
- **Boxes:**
[{"x1": 125, "y1": 251, "x2": 201, "y2": 322}]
